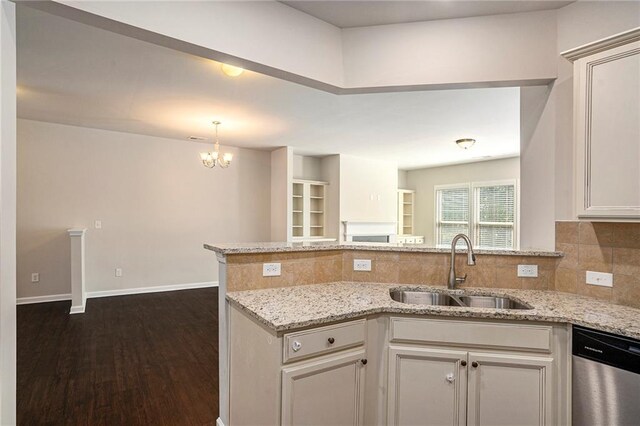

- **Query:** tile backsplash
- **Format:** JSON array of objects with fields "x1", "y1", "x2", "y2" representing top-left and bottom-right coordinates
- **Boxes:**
[{"x1": 555, "y1": 221, "x2": 640, "y2": 309}]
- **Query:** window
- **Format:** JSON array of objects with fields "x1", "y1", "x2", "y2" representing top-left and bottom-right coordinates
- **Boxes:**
[{"x1": 436, "y1": 180, "x2": 517, "y2": 250}]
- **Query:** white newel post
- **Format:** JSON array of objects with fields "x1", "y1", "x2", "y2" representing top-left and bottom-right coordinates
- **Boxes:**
[{"x1": 68, "y1": 228, "x2": 87, "y2": 314}]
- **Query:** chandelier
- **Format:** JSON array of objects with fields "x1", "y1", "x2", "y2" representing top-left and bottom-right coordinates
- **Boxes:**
[{"x1": 200, "y1": 121, "x2": 233, "y2": 168}]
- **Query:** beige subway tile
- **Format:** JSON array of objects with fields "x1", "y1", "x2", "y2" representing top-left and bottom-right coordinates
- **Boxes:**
[
  {"x1": 423, "y1": 265, "x2": 448, "y2": 286},
  {"x1": 313, "y1": 259, "x2": 341, "y2": 283},
  {"x1": 579, "y1": 222, "x2": 613, "y2": 246},
  {"x1": 577, "y1": 271, "x2": 613, "y2": 301},
  {"x1": 556, "y1": 221, "x2": 579, "y2": 244},
  {"x1": 398, "y1": 252, "x2": 447, "y2": 265},
  {"x1": 556, "y1": 243, "x2": 578, "y2": 270},
  {"x1": 612, "y1": 274, "x2": 640, "y2": 309},
  {"x1": 520, "y1": 268, "x2": 553, "y2": 291},
  {"x1": 613, "y1": 248, "x2": 640, "y2": 276},
  {"x1": 578, "y1": 245, "x2": 613, "y2": 272},
  {"x1": 291, "y1": 260, "x2": 315, "y2": 285},
  {"x1": 372, "y1": 261, "x2": 400, "y2": 283},
  {"x1": 398, "y1": 261, "x2": 424, "y2": 284},
  {"x1": 494, "y1": 266, "x2": 522, "y2": 289},
  {"x1": 612, "y1": 223, "x2": 640, "y2": 249},
  {"x1": 555, "y1": 268, "x2": 578, "y2": 293}
]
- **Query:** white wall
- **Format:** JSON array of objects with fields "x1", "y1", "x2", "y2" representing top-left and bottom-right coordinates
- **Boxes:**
[
  {"x1": 320, "y1": 155, "x2": 340, "y2": 240},
  {"x1": 292, "y1": 154, "x2": 323, "y2": 181},
  {"x1": 17, "y1": 119, "x2": 271, "y2": 298},
  {"x1": 339, "y1": 155, "x2": 398, "y2": 241},
  {"x1": 406, "y1": 157, "x2": 520, "y2": 246},
  {"x1": 398, "y1": 170, "x2": 409, "y2": 189},
  {"x1": 342, "y1": 10, "x2": 557, "y2": 89},
  {"x1": 0, "y1": 2, "x2": 16, "y2": 423},
  {"x1": 270, "y1": 147, "x2": 292, "y2": 242}
]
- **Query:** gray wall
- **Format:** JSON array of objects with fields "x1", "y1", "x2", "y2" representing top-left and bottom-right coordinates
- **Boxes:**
[{"x1": 17, "y1": 119, "x2": 271, "y2": 298}]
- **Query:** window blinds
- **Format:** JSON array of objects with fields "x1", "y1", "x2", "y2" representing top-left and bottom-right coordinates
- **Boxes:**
[{"x1": 436, "y1": 186, "x2": 470, "y2": 247}]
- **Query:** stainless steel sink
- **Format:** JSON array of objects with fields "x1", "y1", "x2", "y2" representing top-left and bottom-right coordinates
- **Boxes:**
[
  {"x1": 390, "y1": 290, "x2": 533, "y2": 310},
  {"x1": 389, "y1": 290, "x2": 463, "y2": 306},
  {"x1": 458, "y1": 295, "x2": 532, "y2": 310}
]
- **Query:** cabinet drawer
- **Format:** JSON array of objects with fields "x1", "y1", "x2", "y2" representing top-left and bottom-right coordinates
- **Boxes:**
[
  {"x1": 390, "y1": 317, "x2": 552, "y2": 353},
  {"x1": 283, "y1": 319, "x2": 366, "y2": 363}
]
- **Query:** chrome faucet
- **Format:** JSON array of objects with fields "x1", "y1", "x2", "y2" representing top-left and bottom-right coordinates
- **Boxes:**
[{"x1": 448, "y1": 234, "x2": 476, "y2": 289}]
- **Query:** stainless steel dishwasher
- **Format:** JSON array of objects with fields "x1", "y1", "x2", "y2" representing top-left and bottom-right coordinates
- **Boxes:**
[{"x1": 573, "y1": 325, "x2": 640, "y2": 426}]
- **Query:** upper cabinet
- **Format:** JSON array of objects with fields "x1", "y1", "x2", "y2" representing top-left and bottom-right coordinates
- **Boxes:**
[{"x1": 562, "y1": 28, "x2": 640, "y2": 220}]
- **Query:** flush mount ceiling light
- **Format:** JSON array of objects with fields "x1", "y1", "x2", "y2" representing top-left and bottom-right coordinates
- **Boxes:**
[
  {"x1": 200, "y1": 121, "x2": 233, "y2": 168},
  {"x1": 221, "y1": 63, "x2": 244, "y2": 77},
  {"x1": 456, "y1": 138, "x2": 476, "y2": 150}
]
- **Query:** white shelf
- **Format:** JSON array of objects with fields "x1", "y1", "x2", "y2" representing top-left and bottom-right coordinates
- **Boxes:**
[{"x1": 291, "y1": 180, "x2": 328, "y2": 240}]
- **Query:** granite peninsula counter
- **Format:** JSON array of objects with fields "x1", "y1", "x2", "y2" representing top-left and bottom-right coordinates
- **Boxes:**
[{"x1": 227, "y1": 281, "x2": 640, "y2": 340}]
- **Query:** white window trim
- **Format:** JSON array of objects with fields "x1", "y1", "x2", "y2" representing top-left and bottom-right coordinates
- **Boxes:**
[
  {"x1": 434, "y1": 179, "x2": 520, "y2": 250},
  {"x1": 472, "y1": 179, "x2": 519, "y2": 250},
  {"x1": 434, "y1": 183, "x2": 471, "y2": 248}
]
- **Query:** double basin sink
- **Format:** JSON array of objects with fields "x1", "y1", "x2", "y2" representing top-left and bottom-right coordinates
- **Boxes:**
[{"x1": 390, "y1": 289, "x2": 532, "y2": 310}]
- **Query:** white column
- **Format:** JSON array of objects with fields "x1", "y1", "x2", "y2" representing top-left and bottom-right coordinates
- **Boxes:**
[
  {"x1": 68, "y1": 228, "x2": 87, "y2": 314},
  {"x1": 216, "y1": 253, "x2": 229, "y2": 426},
  {"x1": 0, "y1": 1, "x2": 17, "y2": 424}
]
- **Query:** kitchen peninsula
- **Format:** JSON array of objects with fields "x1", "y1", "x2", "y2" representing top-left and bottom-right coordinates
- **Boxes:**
[{"x1": 206, "y1": 240, "x2": 640, "y2": 426}]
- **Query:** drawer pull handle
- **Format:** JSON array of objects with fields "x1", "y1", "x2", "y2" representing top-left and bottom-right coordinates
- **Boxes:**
[
  {"x1": 327, "y1": 337, "x2": 335, "y2": 344},
  {"x1": 361, "y1": 359, "x2": 368, "y2": 365},
  {"x1": 461, "y1": 360, "x2": 467, "y2": 367},
  {"x1": 472, "y1": 361, "x2": 479, "y2": 368},
  {"x1": 292, "y1": 341, "x2": 302, "y2": 352}
]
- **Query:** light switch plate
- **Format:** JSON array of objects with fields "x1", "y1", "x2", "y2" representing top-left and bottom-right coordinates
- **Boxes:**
[
  {"x1": 95, "y1": 220, "x2": 102, "y2": 229},
  {"x1": 586, "y1": 271, "x2": 613, "y2": 287},
  {"x1": 31, "y1": 273, "x2": 40, "y2": 283},
  {"x1": 115, "y1": 268, "x2": 123, "y2": 277},
  {"x1": 517, "y1": 265, "x2": 538, "y2": 278},
  {"x1": 353, "y1": 259, "x2": 372, "y2": 271},
  {"x1": 263, "y1": 263, "x2": 281, "y2": 277}
]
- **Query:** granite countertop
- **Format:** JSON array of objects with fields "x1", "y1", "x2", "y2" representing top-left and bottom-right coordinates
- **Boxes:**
[
  {"x1": 205, "y1": 242, "x2": 563, "y2": 257},
  {"x1": 226, "y1": 282, "x2": 640, "y2": 340}
]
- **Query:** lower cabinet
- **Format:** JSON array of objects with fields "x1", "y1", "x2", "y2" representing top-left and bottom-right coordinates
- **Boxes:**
[
  {"x1": 281, "y1": 349, "x2": 366, "y2": 426},
  {"x1": 387, "y1": 346, "x2": 468, "y2": 426},
  {"x1": 388, "y1": 346, "x2": 553, "y2": 426},
  {"x1": 466, "y1": 352, "x2": 553, "y2": 426}
]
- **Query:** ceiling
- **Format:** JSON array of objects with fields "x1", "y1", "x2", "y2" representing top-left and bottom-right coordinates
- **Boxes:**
[
  {"x1": 281, "y1": 0, "x2": 573, "y2": 28},
  {"x1": 17, "y1": 5, "x2": 520, "y2": 170}
]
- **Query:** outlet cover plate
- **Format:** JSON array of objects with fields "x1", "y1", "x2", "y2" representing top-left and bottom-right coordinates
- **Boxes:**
[
  {"x1": 353, "y1": 259, "x2": 372, "y2": 272},
  {"x1": 517, "y1": 265, "x2": 538, "y2": 278},
  {"x1": 31, "y1": 273, "x2": 40, "y2": 283},
  {"x1": 263, "y1": 263, "x2": 281, "y2": 277},
  {"x1": 586, "y1": 271, "x2": 613, "y2": 287}
]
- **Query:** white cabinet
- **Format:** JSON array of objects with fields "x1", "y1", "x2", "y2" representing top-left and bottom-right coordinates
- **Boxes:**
[
  {"x1": 387, "y1": 318, "x2": 563, "y2": 426},
  {"x1": 292, "y1": 179, "x2": 328, "y2": 239},
  {"x1": 387, "y1": 346, "x2": 467, "y2": 426},
  {"x1": 282, "y1": 349, "x2": 366, "y2": 426},
  {"x1": 467, "y1": 352, "x2": 553, "y2": 426},
  {"x1": 562, "y1": 28, "x2": 640, "y2": 219},
  {"x1": 397, "y1": 189, "x2": 415, "y2": 235}
]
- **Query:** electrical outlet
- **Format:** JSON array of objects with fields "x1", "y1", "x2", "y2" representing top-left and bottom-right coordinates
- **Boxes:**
[
  {"x1": 94, "y1": 220, "x2": 102, "y2": 229},
  {"x1": 517, "y1": 265, "x2": 538, "y2": 278},
  {"x1": 353, "y1": 259, "x2": 372, "y2": 272},
  {"x1": 586, "y1": 271, "x2": 613, "y2": 287},
  {"x1": 115, "y1": 268, "x2": 123, "y2": 277},
  {"x1": 263, "y1": 263, "x2": 281, "y2": 277},
  {"x1": 31, "y1": 273, "x2": 40, "y2": 283}
]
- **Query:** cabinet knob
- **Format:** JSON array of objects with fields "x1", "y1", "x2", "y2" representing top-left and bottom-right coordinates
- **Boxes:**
[
  {"x1": 472, "y1": 361, "x2": 479, "y2": 368},
  {"x1": 445, "y1": 373, "x2": 455, "y2": 383},
  {"x1": 461, "y1": 360, "x2": 467, "y2": 367},
  {"x1": 361, "y1": 359, "x2": 368, "y2": 365},
  {"x1": 328, "y1": 337, "x2": 335, "y2": 344},
  {"x1": 291, "y1": 341, "x2": 302, "y2": 352}
]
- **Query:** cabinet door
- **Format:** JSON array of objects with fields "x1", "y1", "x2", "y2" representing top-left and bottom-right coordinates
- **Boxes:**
[
  {"x1": 281, "y1": 349, "x2": 365, "y2": 426},
  {"x1": 387, "y1": 346, "x2": 467, "y2": 426},
  {"x1": 573, "y1": 39, "x2": 640, "y2": 218},
  {"x1": 467, "y1": 352, "x2": 553, "y2": 426}
]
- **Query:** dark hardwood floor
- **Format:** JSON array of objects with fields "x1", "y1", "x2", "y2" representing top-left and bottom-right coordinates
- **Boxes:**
[{"x1": 17, "y1": 288, "x2": 219, "y2": 425}]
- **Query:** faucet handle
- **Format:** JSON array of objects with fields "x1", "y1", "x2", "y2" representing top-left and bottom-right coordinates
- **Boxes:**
[{"x1": 456, "y1": 274, "x2": 467, "y2": 284}]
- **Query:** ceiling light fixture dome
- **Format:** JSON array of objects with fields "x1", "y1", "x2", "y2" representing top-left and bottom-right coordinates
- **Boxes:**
[
  {"x1": 221, "y1": 63, "x2": 244, "y2": 77},
  {"x1": 200, "y1": 121, "x2": 233, "y2": 168},
  {"x1": 456, "y1": 138, "x2": 476, "y2": 150}
]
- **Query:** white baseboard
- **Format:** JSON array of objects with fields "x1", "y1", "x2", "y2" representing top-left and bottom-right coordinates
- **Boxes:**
[
  {"x1": 86, "y1": 281, "x2": 218, "y2": 299},
  {"x1": 69, "y1": 303, "x2": 86, "y2": 314},
  {"x1": 17, "y1": 282, "x2": 218, "y2": 305},
  {"x1": 16, "y1": 293, "x2": 71, "y2": 305}
]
